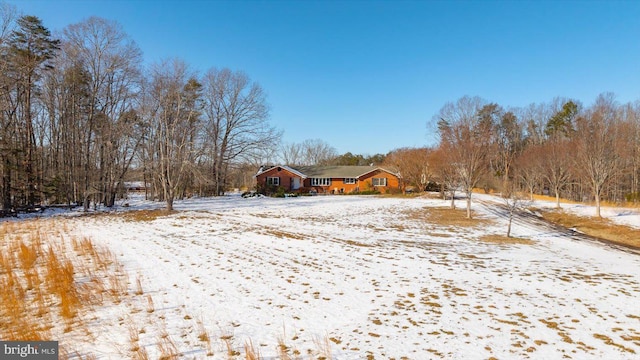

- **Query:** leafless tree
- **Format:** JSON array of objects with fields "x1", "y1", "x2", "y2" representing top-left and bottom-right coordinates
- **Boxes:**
[
  {"x1": 300, "y1": 138, "x2": 337, "y2": 165},
  {"x1": 573, "y1": 93, "x2": 623, "y2": 217},
  {"x1": 201, "y1": 67, "x2": 280, "y2": 196},
  {"x1": 436, "y1": 96, "x2": 492, "y2": 218},
  {"x1": 500, "y1": 180, "x2": 531, "y2": 238},
  {"x1": 279, "y1": 141, "x2": 303, "y2": 166},
  {"x1": 430, "y1": 146, "x2": 459, "y2": 208},
  {"x1": 61, "y1": 16, "x2": 143, "y2": 209},
  {"x1": 539, "y1": 136, "x2": 573, "y2": 208},
  {"x1": 620, "y1": 101, "x2": 640, "y2": 202},
  {"x1": 142, "y1": 59, "x2": 201, "y2": 210},
  {"x1": 384, "y1": 147, "x2": 432, "y2": 193},
  {"x1": 513, "y1": 145, "x2": 544, "y2": 201},
  {"x1": 493, "y1": 110, "x2": 525, "y2": 190}
]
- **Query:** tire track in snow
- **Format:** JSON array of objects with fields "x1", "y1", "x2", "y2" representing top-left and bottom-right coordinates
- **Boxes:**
[{"x1": 475, "y1": 197, "x2": 640, "y2": 256}]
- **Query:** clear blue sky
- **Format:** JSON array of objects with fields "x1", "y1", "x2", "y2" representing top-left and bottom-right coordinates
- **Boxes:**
[{"x1": 8, "y1": 0, "x2": 640, "y2": 155}]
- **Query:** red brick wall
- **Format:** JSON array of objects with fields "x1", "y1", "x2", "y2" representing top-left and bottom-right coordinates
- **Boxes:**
[
  {"x1": 257, "y1": 167, "x2": 401, "y2": 194},
  {"x1": 302, "y1": 170, "x2": 400, "y2": 194},
  {"x1": 358, "y1": 169, "x2": 400, "y2": 192},
  {"x1": 255, "y1": 167, "x2": 302, "y2": 192}
]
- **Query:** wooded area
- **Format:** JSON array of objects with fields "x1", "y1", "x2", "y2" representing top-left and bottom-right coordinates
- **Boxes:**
[
  {"x1": 1, "y1": 6, "x2": 639, "y2": 215},
  {"x1": 425, "y1": 94, "x2": 640, "y2": 218},
  {"x1": 0, "y1": 8, "x2": 280, "y2": 212}
]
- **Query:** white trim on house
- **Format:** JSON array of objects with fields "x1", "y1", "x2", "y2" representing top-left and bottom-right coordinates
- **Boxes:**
[
  {"x1": 266, "y1": 177, "x2": 280, "y2": 186},
  {"x1": 311, "y1": 178, "x2": 331, "y2": 186},
  {"x1": 254, "y1": 165, "x2": 307, "y2": 179}
]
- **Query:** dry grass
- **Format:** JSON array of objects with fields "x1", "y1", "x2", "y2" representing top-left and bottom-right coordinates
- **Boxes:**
[
  {"x1": 479, "y1": 234, "x2": 534, "y2": 245},
  {"x1": 313, "y1": 335, "x2": 333, "y2": 360},
  {"x1": 404, "y1": 207, "x2": 492, "y2": 227},
  {"x1": 265, "y1": 228, "x2": 305, "y2": 240},
  {"x1": 221, "y1": 332, "x2": 240, "y2": 358},
  {"x1": 1, "y1": 218, "x2": 339, "y2": 360},
  {"x1": 0, "y1": 219, "x2": 128, "y2": 353},
  {"x1": 134, "y1": 274, "x2": 144, "y2": 295},
  {"x1": 119, "y1": 209, "x2": 175, "y2": 222},
  {"x1": 196, "y1": 317, "x2": 214, "y2": 356},
  {"x1": 541, "y1": 210, "x2": 640, "y2": 248},
  {"x1": 244, "y1": 339, "x2": 261, "y2": 360},
  {"x1": 157, "y1": 327, "x2": 180, "y2": 359},
  {"x1": 145, "y1": 294, "x2": 155, "y2": 313}
]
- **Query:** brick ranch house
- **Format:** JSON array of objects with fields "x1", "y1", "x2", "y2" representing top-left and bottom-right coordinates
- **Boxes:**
[{"x1": 254, "y1": 165, "x2": 401, "y2": 194}]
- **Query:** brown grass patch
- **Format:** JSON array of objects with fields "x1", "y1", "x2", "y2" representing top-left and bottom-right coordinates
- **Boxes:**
[
  {"x1": 404, "y1": 207, "x2": 492, "y2": 227},
  {"x1": 541, "y1": 210, "x2": 640, "y2": 248},
  {"x1": 479, "y1": 234, "x2": 534, "y2": 245},
  {"x1": 0, "y1": 219, "x2": 128, "y2": 351},
  {"x1": 531, "y1": 194, "x2": 578, "y2": 204},
  {"x1": 120, "y1": 209, "x2": 175, "y2": 222},
  {"x1": 593, "y1": 333, "x2": 636, "y2": 354},
  {"x1": 264, "y1": 229, "x2": 304, "y2": 240}
]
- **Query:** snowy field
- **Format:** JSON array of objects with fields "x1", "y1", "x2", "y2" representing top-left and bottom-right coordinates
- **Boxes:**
[{"x1": 25, "y1": 194, "x2": 640, "y2": 358}]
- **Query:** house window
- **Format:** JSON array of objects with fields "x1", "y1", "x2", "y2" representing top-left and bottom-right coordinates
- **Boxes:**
[
  {"x1": 372, "y1": 178, "x2": 387, "y2": 187},
  {"x1": 311, "y1": 178, "x2": 331, "y2": 186},
  {"x1": 267, "y1": 177, "x2": 280, "y2": 186},
  {"x1": 344, "y1": 178, "x2": 356, "y2": 184}
]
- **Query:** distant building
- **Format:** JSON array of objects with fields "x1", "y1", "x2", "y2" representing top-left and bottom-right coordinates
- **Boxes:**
[{"x1": 254, "y1": 165, "x2": 401, "y2": 194}]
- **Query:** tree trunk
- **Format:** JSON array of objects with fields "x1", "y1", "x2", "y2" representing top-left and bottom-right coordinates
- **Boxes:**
[
  {"x1": 595, "y1": 187, "x2": 602, "y2": 218},
  {"x1": 2, "y1": 156, "x2": 11, "y2": 210}
]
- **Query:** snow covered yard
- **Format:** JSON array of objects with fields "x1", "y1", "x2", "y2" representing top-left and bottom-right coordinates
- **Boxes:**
[{"x1": 55, "y1": 195, "x2": 640, "y2": 358}]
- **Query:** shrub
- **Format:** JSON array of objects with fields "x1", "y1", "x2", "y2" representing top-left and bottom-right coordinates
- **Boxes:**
[
  {"x1": 273, "y1": 186, "x2": 287, "y2": 198},
  {"x1": 347, "y1": 190, "x2": 380, "y2": 196}
]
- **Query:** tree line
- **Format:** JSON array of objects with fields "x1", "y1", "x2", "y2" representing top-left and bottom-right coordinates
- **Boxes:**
[
  {"x1": 3, "y1": 6, "x2": 638, "y2": 215},
  {"x1": 0, "y1": 7, "x2": 280, "y2": 212},
  {"x1": 391, "y1": 94, "x2": 639, "y2": 218}
]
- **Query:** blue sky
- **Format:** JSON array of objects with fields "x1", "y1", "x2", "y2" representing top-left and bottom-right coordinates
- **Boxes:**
[{"x1": 9, "y1": 0, "x2": 640, "y2": 155}]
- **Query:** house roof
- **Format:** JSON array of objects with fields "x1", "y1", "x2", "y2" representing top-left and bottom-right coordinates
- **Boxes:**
[
  {"x1": 294, "y1": 166, "x2": 375, "y2": 178},
  {"x1": 256, "y1": 165, "x2": 400, "y2": 179},
  {"x1": 255, "y1": 165, "x2": 306, "y2": 178}
]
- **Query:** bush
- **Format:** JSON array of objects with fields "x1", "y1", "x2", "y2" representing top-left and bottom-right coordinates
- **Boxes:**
[
  {"x1": 273, "y1": 186, "x2": 287, "y2": 198},
  {"x1": 386, "y1": 188, "x2": 403, "y2": 195},
  {"x1": 347, "y1": 190, "x2": 380, "y2": 195}
]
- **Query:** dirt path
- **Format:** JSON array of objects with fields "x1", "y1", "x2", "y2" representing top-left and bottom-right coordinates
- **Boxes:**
[{"x1": 475, "y1": 197, "x2": 640, "y2": 256}]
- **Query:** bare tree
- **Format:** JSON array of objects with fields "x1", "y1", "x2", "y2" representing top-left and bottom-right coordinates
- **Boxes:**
[
  {"x1": 279, "y1": 141, "x2": 303, "y2": 166},
  {"x1": 62, "y1": 16, "x2": 143, "y2": 209},
  {"x1": 493, "y1": 110, "x2": 525, "y2": 190},
  {"x1": 574, "y1": 93, "x2": 623, "y2": 217},
  {"x1": 436, "y1": 96, "x2": 492, "y2": 218},
  {"x1": 513, "y1": 145, "x2": 544, "y2": 201},
  {"x1": 384, "y1": 147, "x2": 432, "y2": 193},
  {"x1": 500, "y1": 180, "x2": 531, "y2": 238},
  {"x1": 202, "y1": 68, "x2": 280, "y2": 196},
  {"x1": 301, "y1": 138, "x2": 337, "y2": 165},
  {"x1": 143, "y1": 59, "x2": 201, "y2": 210},
  {"x1": 620, "y1": 101, "x2": 640, "y2": 202},
  {"x1": 430, "y1": 146, "x2": 459, "y2": 208},
  {"x1": 540, "y1": 136, "x2": 573, "y2": 208}
]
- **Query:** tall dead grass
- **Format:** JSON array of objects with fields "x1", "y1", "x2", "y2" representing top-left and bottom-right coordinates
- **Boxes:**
[
  {"x1": 0, "y1": 219, "x2": 128, "y2": 355},
  {"x1": 541, "y1": 210, "x2": 640, "y2": 248},
  {"x1": 1, "y1": 218, "x2": 337, "y2": 360}
]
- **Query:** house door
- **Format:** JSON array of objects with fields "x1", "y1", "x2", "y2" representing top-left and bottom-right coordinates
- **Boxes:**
[{"x1": 292, "y1": 178, "x2": 301, "y2": 190}]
